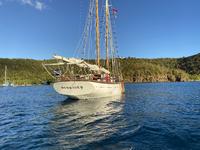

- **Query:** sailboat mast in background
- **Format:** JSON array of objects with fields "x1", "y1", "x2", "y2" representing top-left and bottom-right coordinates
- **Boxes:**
[{"x1": 4, "y1": 65, "x2": 7, "y2": 85}]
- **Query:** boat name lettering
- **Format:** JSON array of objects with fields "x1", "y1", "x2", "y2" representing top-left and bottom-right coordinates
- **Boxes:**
[{"x1": 61, "y1": 86, "x2": 83, "y2": 89}]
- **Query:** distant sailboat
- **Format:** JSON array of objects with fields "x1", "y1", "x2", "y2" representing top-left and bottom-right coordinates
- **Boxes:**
[
  {"x1": 2, "y1": 66, "x2": 14, "y2": 87},
  {"x1": 43, "y1": 0, "x2": 125, "y2": 99}
]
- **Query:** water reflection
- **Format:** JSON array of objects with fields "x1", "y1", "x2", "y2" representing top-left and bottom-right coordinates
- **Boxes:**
[
  {"x1": 49, "y1": 96, "x2": 125, "y2": 149},
  {"x1": 1, "y1": 84, "x2": 200, "y2": 149}
]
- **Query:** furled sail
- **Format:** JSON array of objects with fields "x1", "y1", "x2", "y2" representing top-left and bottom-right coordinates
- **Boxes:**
[{"x1": 53, "y1": 55, "x2": 110, "y2": 74}]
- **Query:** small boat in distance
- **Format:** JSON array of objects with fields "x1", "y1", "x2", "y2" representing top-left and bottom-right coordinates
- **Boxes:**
[
  {"x1": 2, "y1": 65, "x2": 14, "y2": 87},
  {"x1": 43, "y1": 0, "x2": 125, "y2": 99}
]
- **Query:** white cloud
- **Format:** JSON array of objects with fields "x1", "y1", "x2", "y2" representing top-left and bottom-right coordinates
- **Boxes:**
[
  {"x1": 35, "y1": 1, "x2": 45, "y2": 10},
  {"x1": 0, "y1": 0, "x2": 48, "y2": 10},
  {"x1": 21, "y1": 0, "x2": 33, "y2": 6},
  {"x1": 20, "y1": 0, "x2": 46, "y2": 10}
]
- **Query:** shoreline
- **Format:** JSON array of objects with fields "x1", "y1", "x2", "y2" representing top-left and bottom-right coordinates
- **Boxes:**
[{"x1": 1, "y1": 80, "x2": 200, "y2": 87}]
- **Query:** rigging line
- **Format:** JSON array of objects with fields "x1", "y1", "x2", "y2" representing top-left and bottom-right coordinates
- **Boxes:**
[
  {"x1": 86, "y1": 5, "x2": 92, "y2": 60},
  {"x1": 111, "y1": 10, "x2": 119, "y2": 56},
  {"x1": 79, "y1": 0, "x2": 83, "y2": 39},
  {"x1": 81, "y1": 0, "x2": 93, "y2": 58},
  {"x1": 74, "y1": 0, "x2": 93, "y2": 57},
  {"x1": 43, "y1": 64, "x2": 56, "y2": 79},
  {"x1": 109, "y1": 0, "x2": 119, "y2": 58},
  {"x1": 99, "y1": 2, "x2": 105, "y2": 59},
  {"x1": 82, "y1": 0, "x2": 95, "y2": 61},
  {"x1": 78, "y1": 0, "x2": 87, "y2": 56},
  {"x1": 57, "y1": 59, "x2": 62, "y2": 77},
  {"x1": 63, "y1": 63, "x2": 68, "y2": 76},
  {"x1": 99, "y1": 0, "x2": 107, "y2": 64},
  {"x1": 100, "y1": 4, "x2": 107, "y2": 67},
  {"x1": 84, "y1": 0, "x2": 95, "y2": 60},
  {"x1": 86, "y1": 0, "x2": 95, "y2": 58},
  {"x1": 109, "y1": 12, "x2": 119, "y2": 75},
  {"x1": 88, "y1": 15, "x2": 93, "y2": 61},
  {"x1": 109, "y1": 5, "x2": 120, "y2": 75},
  {"x1": 107, "y1": 9, "x2": 113, "y2": 70},
  {"x1": 82, "y1": 1, "x2": 92, "y2": 57}
]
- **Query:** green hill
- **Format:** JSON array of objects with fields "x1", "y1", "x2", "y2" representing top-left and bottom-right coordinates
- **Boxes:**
[
  {"x1": 120, "y1": 58, "x2": 189, "y2": 82},
  {"x1": 178, "y1": 53, "x2": 200, "y2": 74},
  {"x1": 0, "y1": 59, "x2": 52, "y2": 85},
  {"x1": 0, "y1": 53, "x2": 200, "y2": 84}
]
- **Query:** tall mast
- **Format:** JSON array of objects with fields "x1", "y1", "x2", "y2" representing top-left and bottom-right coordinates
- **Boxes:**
[
  {"x1": 95, "y1": 0, "x2": 100, "y2": 67},
  {"x1": 5, "y1": 65, "x2": 7, "y2": 84},
  {"x1": 105, "y1": 0, "x2": 109, "y2": 70}
]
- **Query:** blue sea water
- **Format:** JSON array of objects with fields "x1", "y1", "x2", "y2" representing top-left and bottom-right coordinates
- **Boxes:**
[{"x1": 0, "y1": 82, "x2": 200, "y2": 150}]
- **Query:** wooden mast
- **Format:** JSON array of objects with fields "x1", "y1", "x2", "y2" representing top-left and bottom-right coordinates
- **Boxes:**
[
  {"x1": 105, "y1": 0, "x2": 109, "y2": 70},
  {"x1": 95, "y1": 0, "x2": 100, "y2": 68}
]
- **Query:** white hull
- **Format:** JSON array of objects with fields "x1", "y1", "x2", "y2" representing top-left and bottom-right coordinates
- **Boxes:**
[{"x1": 53, "y1": 81, "x2": 123, "y2": 99}]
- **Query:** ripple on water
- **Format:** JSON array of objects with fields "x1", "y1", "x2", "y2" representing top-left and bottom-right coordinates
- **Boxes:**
[{"x1": 0, "y1": 83, "x2": 200, "y2": 150}]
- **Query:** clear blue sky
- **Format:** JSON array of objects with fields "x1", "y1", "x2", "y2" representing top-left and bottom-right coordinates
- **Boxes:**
[{"x1": 0, "y1": 0, "x2": 200, "y2": 59}]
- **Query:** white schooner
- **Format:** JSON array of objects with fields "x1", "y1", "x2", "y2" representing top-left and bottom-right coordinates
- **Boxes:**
[{"x1": 43, "y1": 0, "x2": 125, "y2": 99}]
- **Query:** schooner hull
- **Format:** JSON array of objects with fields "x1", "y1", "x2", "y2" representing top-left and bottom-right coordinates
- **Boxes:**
[{"x1": 53, "y1": 81, "x2": 123, "y2": 99}]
